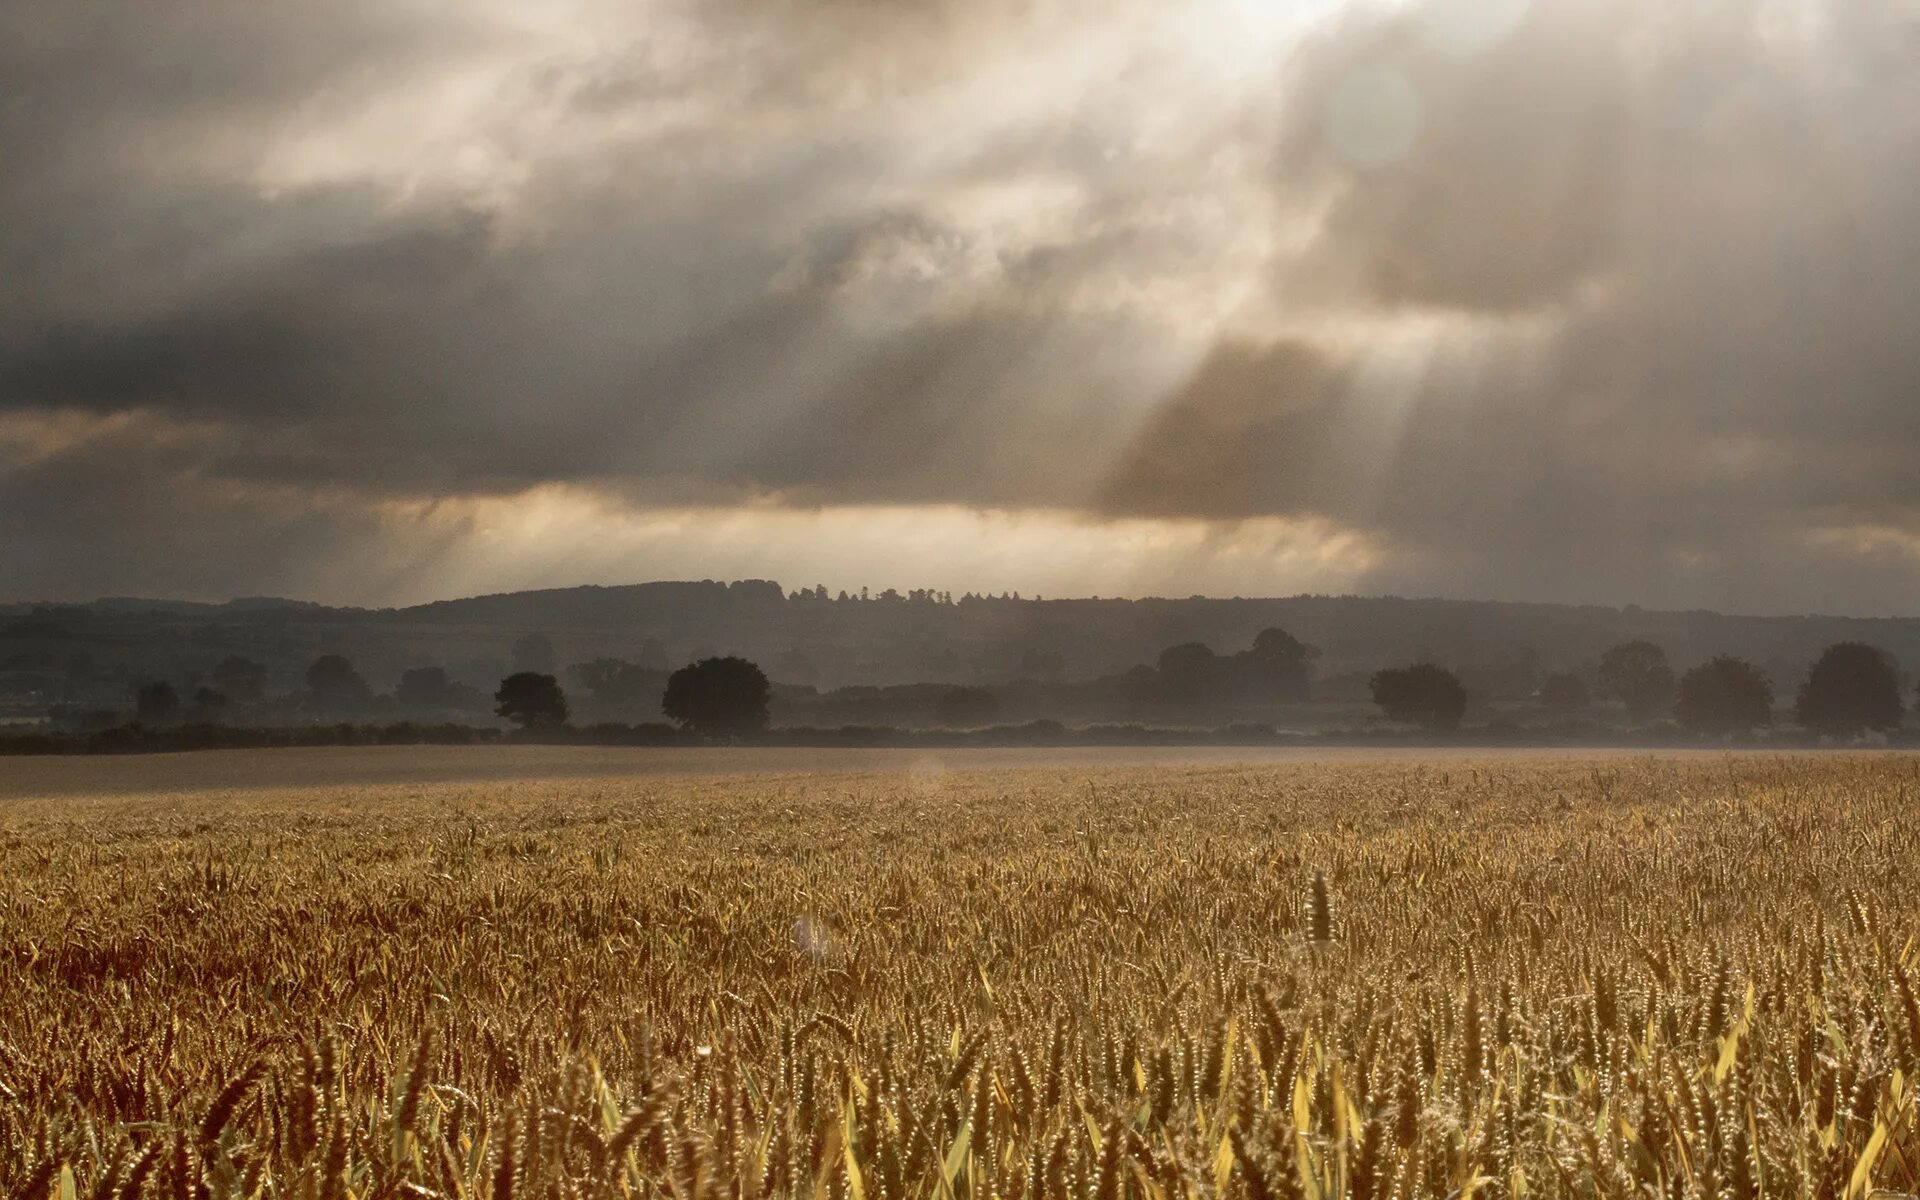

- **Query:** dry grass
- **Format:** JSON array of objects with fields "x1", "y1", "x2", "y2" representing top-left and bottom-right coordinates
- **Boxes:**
[{"x1": 2, "y1": 752, "x2": 1918, "y2": 1198}]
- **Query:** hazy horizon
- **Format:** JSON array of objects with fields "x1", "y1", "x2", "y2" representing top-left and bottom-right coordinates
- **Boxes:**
[
  {"x1": 9, "y1": 1, "x2": 1920, "y2": 614},
  {"x1": 16, "y1": 571, "x2": 1920, "y2": 626}
]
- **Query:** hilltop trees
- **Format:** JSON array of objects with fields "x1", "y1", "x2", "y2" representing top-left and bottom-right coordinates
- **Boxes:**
[
  {"x1": 664, "y1": 657, "x2": 771, "y2": 738},
  {"x1": 1675, "y1": 656, "x2": 1773, "y2": 734},
  {"x1": 1796, "y1": 643, "x2": 1904, "y2": 740},
  {"x1": 1598, "y1": 641, "x2": 1675, "y2": 719},
  {"x1": 1370, "y1": 664, "x2": 1467, "y2": 732}
]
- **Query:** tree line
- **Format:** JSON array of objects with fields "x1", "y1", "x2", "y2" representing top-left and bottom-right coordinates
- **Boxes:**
[
  {"x1": 111, "y1": 629, "x2": 1918, "y2": 745},
  {"x1": 132, "y1": 653, "x2": 775, "y2": 741},
  {"x1": 1369, "y1": 639, "x2": 1910, "y2": 738}
]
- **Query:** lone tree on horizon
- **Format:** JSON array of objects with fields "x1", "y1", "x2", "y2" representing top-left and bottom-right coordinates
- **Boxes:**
[
  {"x1": 1675, "y1": 655, "x2": 1773, "y2": 734},
  {"x1": 664, "y1": 656, "x2": 770, "y2": 739},
  {"x1": 1796, "y1": 642, "x2": 1904, "y2": 740},
  {"x1": 1598, "y1": 640, "x2": 1674, "y2": 720},
  {"x1": 495, "y1": 672, "x2": 569, "y2": 730},
  {"x1": 1369, "y1": 663, "x2": 1467, "y2": 732}
]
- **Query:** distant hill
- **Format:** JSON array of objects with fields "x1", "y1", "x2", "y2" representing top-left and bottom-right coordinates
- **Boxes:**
[{"x1": 5, "y1": 582, "x2": 1919, "y2": 707}]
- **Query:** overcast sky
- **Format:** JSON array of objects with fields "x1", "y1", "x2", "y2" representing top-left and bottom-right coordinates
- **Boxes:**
[{"x1": 6, "y1": 0, "x2": 1920, "y2": 613}]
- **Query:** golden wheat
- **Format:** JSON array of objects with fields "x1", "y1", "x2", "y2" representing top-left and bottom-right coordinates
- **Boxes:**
[{"x1": 0, "y1": 753, "x2": 1918, "y2": 1198}]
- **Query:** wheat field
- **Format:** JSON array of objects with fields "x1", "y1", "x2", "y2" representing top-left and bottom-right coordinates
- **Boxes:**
[{"x1": 2, "y1": 751, "x2": 1918, "y2": 1199}]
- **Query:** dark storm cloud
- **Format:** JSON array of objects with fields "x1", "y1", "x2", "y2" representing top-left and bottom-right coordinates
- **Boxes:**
[
  {"x1": 0, "y1": 411, "x2": 481, "y2": 602},
  {"x1": 9, "y1": 0, "x2": 1920, "y2": 611},
  {"x1": 3, "y1": 0, "x2": 1180, "y2": 506}
]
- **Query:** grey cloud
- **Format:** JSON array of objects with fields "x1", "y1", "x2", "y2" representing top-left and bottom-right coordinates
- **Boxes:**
[
  {"x1": 1270, "y1": 0, "x2": 1631, "y2": 313},
  {"x1": 0, "y1": 412, "x2": 475, "y2": 603},
  {"x1": 1093, "y1": 0, "x2": 1920, "y2": 611},
  {"x1": 1101, "y1": 339, "x2": 1356, "y2": 520},
  {"x1": 9, "y1": 0, "x2": 1920, "y2": 613}
]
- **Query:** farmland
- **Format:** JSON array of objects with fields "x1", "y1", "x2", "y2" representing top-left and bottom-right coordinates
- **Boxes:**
[{"x1": 2, "y1": 749, "x2": 1918, "y2": 1198}]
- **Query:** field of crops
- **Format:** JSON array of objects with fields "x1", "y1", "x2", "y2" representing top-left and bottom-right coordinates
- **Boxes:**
[{"x1": 3, "y1": 750, "x2": 1919, "y2": 1199}]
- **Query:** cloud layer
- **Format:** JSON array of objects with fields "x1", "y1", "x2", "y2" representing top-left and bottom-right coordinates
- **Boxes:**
[{"x1": 7, "y1": 0, "x2": 1920, "y2": 612}]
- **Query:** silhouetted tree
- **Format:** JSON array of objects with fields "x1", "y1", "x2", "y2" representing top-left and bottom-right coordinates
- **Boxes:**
[
  {"x1": 306, "y1": 655, "x2": 371, "y2": 708},
  {"x1": 512, "y1": 634, "x2": 558, "y2": 675},
  {"x1": 1234, "y1": 627, "x2": 1316, "y2": 702},
  {"x1": 1675, "y1": 656, "x2": 1773, "y2": 734},
  {"x1": 1597, "y1": 641, "x2": 1674, "y2": 719},
  {"x1": 210, "y1": 656, "x2": 268, "y2": 704},
  {"x1": 663, "y1": 657, "x2": 770, "y2": 738},
  {"x1": 1538, "y1": 672, "x2": 1590, "y2": 712},
  {"x1": 1369, "y1": 664, "x2": 1467, "y2": 732},
  {"x1": 1795, "y1": 642, "x2": 1904, "y2": 740},
  {"x1": 1156, "y1": 643, "x2": 1220, "y2": 704},
  {"x1": 495, "y1": 672, "x2": 569, "y2": 730},
  {"x1": 135, "y1": 681, "x2": 179, "y2": 724},
  {"x1": 935, "y1": 686, "x2": 1000, "y2": 728}
]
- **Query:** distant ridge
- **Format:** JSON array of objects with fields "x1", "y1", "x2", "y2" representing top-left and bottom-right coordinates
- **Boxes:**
[
  {"x1": 393, "y1": 580, "x2": 785, "y2": 625},
  {"x1": 7, "y1": 581, "x2": 1920, "y2": 693},
  {"x1": 14, "y1": 579, "x2": 1920, "y2": 627}
]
